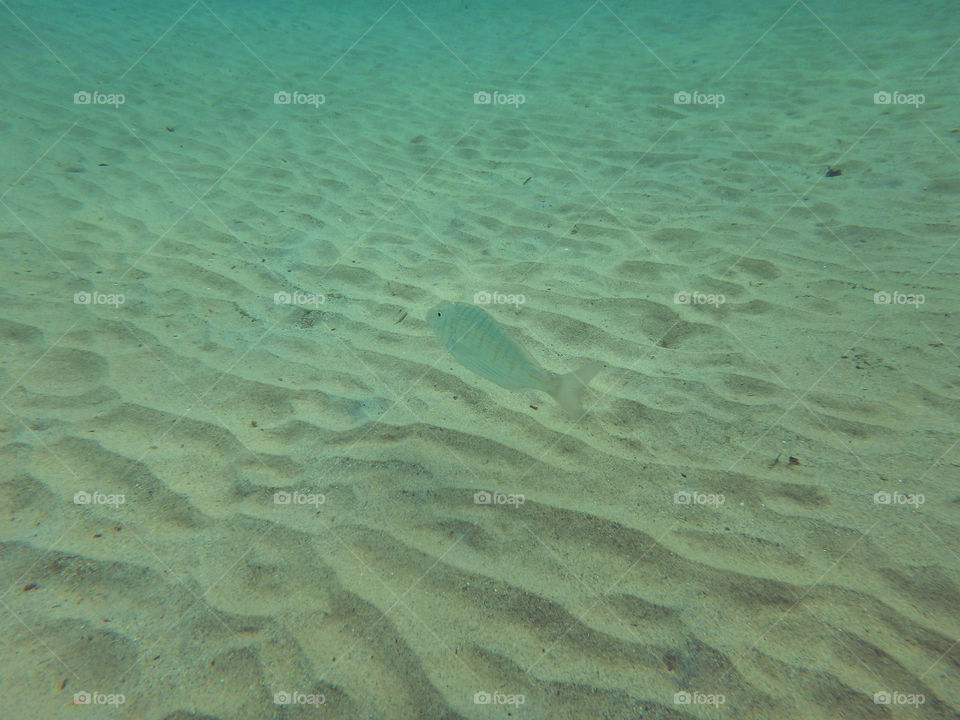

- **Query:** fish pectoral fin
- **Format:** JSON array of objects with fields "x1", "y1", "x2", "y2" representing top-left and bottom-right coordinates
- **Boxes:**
[{"x1": 551, "y1": 360, "x2": 602, "y2": 417}]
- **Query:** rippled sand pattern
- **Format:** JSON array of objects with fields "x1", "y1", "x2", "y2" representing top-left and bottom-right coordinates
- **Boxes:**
[{"x1": 1, "y1": 1, "x2": 959, "y2": 718}]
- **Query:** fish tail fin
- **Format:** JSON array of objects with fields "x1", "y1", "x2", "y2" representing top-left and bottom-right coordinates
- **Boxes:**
[{"x1": 552, "y1": 360, "x2": 602, "y2": 417}]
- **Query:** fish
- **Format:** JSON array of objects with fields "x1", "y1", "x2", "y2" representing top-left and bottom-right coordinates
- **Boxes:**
[{"x1": 426, "y1": 301, "x2": 601, "y2": 416}]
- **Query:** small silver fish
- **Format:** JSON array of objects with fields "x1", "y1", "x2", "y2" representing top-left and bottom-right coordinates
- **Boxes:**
[{"x1": 426, "y1": 301, "x2": 601, "y2": 416}]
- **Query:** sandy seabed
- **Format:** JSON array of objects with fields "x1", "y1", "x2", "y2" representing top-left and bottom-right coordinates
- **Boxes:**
[{"x1": 1, "y1": 1, "x2": 958, "y2": 718}]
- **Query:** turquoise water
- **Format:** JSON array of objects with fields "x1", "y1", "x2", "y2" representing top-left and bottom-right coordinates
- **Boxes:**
[{"x1": 2, "y1": 1, "x2": 958, "y2": 718}]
